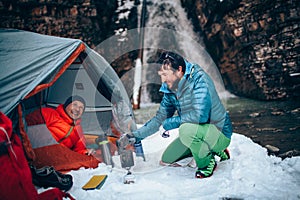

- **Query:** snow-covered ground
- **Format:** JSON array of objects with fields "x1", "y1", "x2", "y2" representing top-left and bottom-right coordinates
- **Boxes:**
[{"x1": 39, "y1": 128, "x2": 300, "y2": 200}]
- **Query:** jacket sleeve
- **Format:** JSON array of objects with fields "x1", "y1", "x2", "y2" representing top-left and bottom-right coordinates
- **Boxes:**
[
  {"x1": 72, "y1": 138, "x2": 88, "y2": 155},
  {"x1": 162, "y1": 116, "x2": 181, "y2": 131},
  {"x1": 41, "y1": 107, "x2": 64, "y2": 141},
  {"x1": 71, "y1": 125, "x2": 88, "y2": 155},
  {"x1": 133, "y1": 94, "x2": 176, "y2": 139}
]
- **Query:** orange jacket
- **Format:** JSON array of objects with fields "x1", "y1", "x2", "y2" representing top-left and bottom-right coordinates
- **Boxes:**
[{"x1": 41, "y1": 104, "x2": 88, "y2": 155}]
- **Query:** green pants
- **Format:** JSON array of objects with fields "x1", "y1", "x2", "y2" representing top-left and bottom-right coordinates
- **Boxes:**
[{"x1": 161, "y1": 123, "x2": 230, "y2": 168}]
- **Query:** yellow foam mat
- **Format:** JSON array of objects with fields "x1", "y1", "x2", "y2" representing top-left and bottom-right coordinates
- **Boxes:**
[{"x1": 82, "y1": 175, "x2": 108, "y2": 190}]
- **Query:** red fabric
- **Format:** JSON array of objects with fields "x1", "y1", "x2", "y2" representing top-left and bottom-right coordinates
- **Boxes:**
[
  {"x1": 18, "y1": 104, "x2": 36, "y2": 161},
  {"x1": 0, "y1": 112, "x2": 39, "y2": 200},
  {"x1": 26, "y1": 109, "x2": 45, "y2": 126},
  {"x1": 38, "y1": 188, "x2": 75, "y2": 200},
  {"x1": 25, "y1": 108, "x2": 106, "y2": 171},
  {"x1": 40, "y1": 104, "x2": 88, "y2": 154},
  {"x1": 32, "y1": 144, "x2": 100, "y2": 172},
  {"x1": 0, "y1": 112, "x2": 72, "y2": 200}
]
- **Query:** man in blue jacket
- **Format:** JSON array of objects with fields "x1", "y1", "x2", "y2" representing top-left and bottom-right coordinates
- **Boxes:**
[{"x1": 129, "y1": 51, "x2": 233, "y2": 178}]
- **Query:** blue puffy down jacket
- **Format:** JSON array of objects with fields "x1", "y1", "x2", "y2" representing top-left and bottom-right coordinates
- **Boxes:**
[{"x1": 133, "y1": 61, "x2": 233, "y2": 140}]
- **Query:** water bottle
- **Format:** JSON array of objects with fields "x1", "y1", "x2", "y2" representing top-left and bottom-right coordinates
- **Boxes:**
[
  {"x1": 134, "y1": 141, "x2": 145, "y2": 161},
  {"x1": 96, "y1": 134, "x2": 113, "y2": 167}
]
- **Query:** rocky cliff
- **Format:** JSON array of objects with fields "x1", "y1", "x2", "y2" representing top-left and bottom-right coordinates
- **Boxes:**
[
  {"x1": 0, "y1": 0, "x2": 139, "y2": 76},
  {"x1": 1, "y1": 0, "x2": 299, "y2": 100},
  {"x1": 181, "y1": 0, "x2": 300, "y2": 100}
]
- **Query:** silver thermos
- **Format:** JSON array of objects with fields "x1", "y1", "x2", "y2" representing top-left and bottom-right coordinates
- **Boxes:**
[{"x1": 96, "y1": 134, "x2": 113, "y2": 167}]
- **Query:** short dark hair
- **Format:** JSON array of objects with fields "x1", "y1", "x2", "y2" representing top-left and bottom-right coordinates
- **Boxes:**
[{"x1": 158, "y1": 51, "x2": 186, "y2": 73}]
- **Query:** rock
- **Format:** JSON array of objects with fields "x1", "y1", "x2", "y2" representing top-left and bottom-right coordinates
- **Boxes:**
[
  {"x1": 265, "y1": 144, "x2": 280, "y2": 155},
  {"x1": 249, "y1": 112, "x2": 260, "y2": 118},
  {"x1": 278, "y1": 150, "x2": 300, "y2": 159},
  {"x1": 271, "y1": 111, "x2": 284, "y2": 116},
  {"x1": 181, "y1": 0, "x2": 300, "y2": 100}
]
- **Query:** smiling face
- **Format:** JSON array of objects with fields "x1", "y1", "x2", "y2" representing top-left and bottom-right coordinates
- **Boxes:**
[
  {"x1": 65, "y1": 100, "x2": 85, "y2": 120},
  {"x1": 158, "y1": 61, "x2": 183, "y2": 90}
]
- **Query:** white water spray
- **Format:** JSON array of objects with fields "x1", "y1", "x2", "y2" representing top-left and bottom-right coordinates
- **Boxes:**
[{"x1": 140, "y1": 0, "x2": 233, "y2": 105}]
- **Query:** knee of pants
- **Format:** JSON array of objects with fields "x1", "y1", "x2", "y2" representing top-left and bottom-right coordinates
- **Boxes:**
[
  {"x1": 179, "y1": 123, "x2": 210, "y2": 146},
  {"x1": 178, "y1": 123, "x2": 195, "y2": 146}
]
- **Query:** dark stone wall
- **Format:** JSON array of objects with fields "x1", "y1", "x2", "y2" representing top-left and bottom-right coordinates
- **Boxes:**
[
  {"x1": 0, "y1": 0, "x2": 139, "y2": 76},
  {"x1": 1, "y1": 0, "x2": 299, "y2": 100},
  {"x1": 0, "y1": 0, "x2": 118, "y2": 48},
  {"x1": 181, "y1": 0, "x2": 300, "y2": 100}
]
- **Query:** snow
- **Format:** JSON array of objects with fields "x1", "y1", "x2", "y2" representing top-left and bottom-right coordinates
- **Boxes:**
[
  {"x1": 114, "y1": 0, "x2": 135, "y2": 38},
  {"x1": 39, "y1": 128, "x2": 300, "y2": 200}
]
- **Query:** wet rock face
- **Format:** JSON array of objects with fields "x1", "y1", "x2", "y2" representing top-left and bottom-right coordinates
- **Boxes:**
[
  {"x1": 181, "y1": 0, "x2": 300, "y2": 100},
  {"x1": 0, "y1": 0, "x2": 138, "y2": 75},
  {"x1": 1, "y1": 0, "x2": 299, "y2": 100},
  {"x1": 0, "y1": 0, "x2": 118, "y2": 48}
]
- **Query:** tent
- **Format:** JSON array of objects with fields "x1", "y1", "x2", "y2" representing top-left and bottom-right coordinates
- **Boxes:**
[{"x1": 0, "y1": 29, "x2": 137, "y2": 169}]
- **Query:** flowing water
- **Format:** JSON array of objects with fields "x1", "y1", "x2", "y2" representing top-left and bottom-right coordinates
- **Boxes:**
[
  {"x1": 225, "y1": 97, "x2": 300, "y2": 157},
  {"x1": 140, "y1": 0, "x2": 233, "y2": 106}
]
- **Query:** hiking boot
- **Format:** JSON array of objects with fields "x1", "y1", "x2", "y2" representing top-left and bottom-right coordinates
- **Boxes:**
[
  {"x1": 30, "y1": 165, "x2": 73, "y2": 191},
  {"x1": 195, "y1": 158, "x2": 217, "y2": 178},
  {"x1": 215, "y1": 148, "x2": 230, "y2": 161}
]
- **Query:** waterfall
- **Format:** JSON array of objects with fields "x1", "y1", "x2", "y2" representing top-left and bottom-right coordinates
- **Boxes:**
[{"x1": 140, "y1": 0, "x2": 232, "y2": 106}]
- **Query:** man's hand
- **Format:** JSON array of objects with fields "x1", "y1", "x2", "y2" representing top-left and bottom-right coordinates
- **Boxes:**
[
  {"x1": 117, "y1": 133, "x2": 136, "y2": 150},
  {"x1": 126, "y1": 133, "x2": 136, "y2": 144},
  {"x1": 86, "y1": 148, "x2": 96, "y2": 156}
]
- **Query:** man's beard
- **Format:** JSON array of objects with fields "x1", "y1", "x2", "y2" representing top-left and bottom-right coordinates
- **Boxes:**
[{"x1": 170, "y1": 78, "x2": 180, "y2": 91}]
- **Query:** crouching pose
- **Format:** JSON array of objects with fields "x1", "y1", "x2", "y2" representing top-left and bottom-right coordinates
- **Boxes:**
[{"x1": 127, "y1": 51, "x2": 233, "y2": 178}]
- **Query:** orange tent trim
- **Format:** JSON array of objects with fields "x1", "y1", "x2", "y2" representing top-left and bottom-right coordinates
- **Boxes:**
[{"x1": 25, "y1": 42, "x2": 86, "y2": 99}]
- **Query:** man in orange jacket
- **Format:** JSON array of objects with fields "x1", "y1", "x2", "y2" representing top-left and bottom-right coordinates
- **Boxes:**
[{"x1": 42, "y1": 95, "x2": 89, "y2": 155}]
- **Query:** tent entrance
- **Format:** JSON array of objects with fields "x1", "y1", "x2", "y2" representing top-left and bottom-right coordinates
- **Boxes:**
[
  {"x1": 24, "y1": 56, "x2": 114, "y2": 137},
  {"x1": 46, "y1": 57, "x2": 113, "y2": 136}
]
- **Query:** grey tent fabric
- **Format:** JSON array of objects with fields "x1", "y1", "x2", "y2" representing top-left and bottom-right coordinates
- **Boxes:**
[
  {"x1": 0, "y1": 29, "x2": 82, "y2": 115},
  {"x1": 0, "y1": 29, "x2": 136, "y2": 134},
  {"x1": 82, "y1": 48, "x2": 138, "y2": 133},
  {"x1": 26, "y1": 124, "x2": 58, "y2": 148}
]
